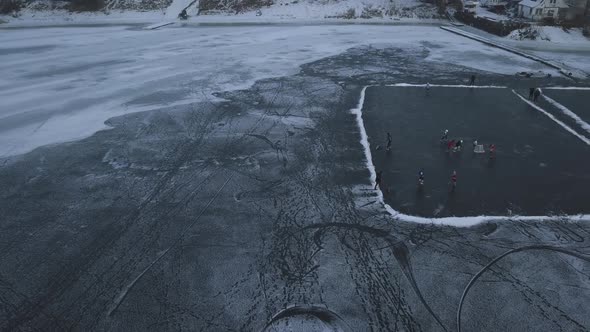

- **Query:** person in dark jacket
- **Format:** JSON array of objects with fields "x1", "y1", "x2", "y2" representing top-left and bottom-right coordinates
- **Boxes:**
[
  {"x1": 441, "y1": 129, "x2": 449, "y2": 142},
  {"x1": 375, "y1": 171, "x2": 383, "y2": 190},
  {"x1": 386, "y1": 132, "x2": 392, "y2": 151}
]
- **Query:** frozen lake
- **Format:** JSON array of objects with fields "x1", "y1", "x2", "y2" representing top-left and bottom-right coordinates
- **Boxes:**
[
  {"x1": 1, "y1": 23, "x2": 590, "y2": 332},
  {"x1": 0, "y1": 23, "x2": 561, "y2": 157}
]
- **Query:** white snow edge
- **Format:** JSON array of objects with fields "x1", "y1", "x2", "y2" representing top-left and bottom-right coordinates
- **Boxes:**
[
  {"x1": 351, "y1": 85, "x2": 590, "y2": 227},
  {"x1": 544, "y1": 86, "x2": 590, "y2": 90},
  {"x1": 542, "y1": 94, "x2": 590, "y2": 135},
  {"x1": 389, "y1": 83, "x2": 506, "y2": 88}
]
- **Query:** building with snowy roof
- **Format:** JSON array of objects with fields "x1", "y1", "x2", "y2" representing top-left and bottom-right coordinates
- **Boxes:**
[{"x1": 517, "y1": 0, "x2": 586, "y2": 21}]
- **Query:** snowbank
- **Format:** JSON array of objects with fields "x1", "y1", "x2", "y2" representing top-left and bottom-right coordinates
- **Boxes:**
[
  {"x1": 233, "y1": 0, "x2": 439, "y2": 20},
  {"x1": 504, "y1": 27, "x2": 590, "y2": 74},
  {"x1": 507, "y1": 26, "x2": 590, "y2": 45},
  {"x1": 1, "y1": 0, "x2": 440, "y2": 26},
  {"x1": 1, "y1": 9, "x2": 167, "y2": 26}
]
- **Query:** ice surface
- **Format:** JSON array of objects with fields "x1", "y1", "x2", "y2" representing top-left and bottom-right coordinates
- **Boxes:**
[
  {"x1": 0, "y1": 24, "x2": 564, "y2": 157},
  {"x1": 353, "y1": 85, "x2": 590, "y2": 227}
]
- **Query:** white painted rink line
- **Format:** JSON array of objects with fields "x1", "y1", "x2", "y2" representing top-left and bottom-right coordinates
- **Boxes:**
[
  {"x1": 541, "y1": 93, "x2": 590, "y2": 135},
  {"x1": 544, "y1": 86, "x2": 590, "y2": 90},
  {"x1": 351, "y1": 84, "x2": 590, "y2": 227},
  {"x1": 511, "y1": 90, "x2": 590, "y2": 146}
]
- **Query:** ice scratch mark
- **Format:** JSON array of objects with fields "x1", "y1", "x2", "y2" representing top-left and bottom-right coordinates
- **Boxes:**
[
  {"x1": 107, "y1": 173, "x2": 234, "y2": 317},
  {"x1": 457, "y1": 245, "x2": 590, "y2": 332},
  {"x1": 303, "y1": 222, "x2": 448, "y2": 332}
]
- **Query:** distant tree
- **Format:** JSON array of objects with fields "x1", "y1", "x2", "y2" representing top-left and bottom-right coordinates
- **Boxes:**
[
  {"x1": 199, "y1": 0, "x2": 273, "y2": 13},
  {"x1": 437, "y1": 0, "x2": 447, "y2": 14},
  {"x1": 68, "y1": 0, "x2": 105, "y2": 11},
  {"x1": 0, "y1": 0, "x2": 22, "y2": 15},
  {"x1": 563, "y1": 0, "x2": 589, "y2": 24}
]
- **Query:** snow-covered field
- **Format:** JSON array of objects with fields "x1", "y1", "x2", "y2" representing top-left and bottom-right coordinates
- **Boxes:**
[
  {"x1": 1, "y1": 0, "x2": 439, "y2": 25},
  {"x1": 505, "y1": 27, "x2": 590, "y2": 74},
  {"x1": 227, "y1": 0, "x2": 439, "y2": 20},
  {"x1": 507, "y1": 26, "x2": 590, "y2": 45},
  {"x1": 450, "y1": 24, "x2": 590, "y2": 75},
  {"x1": 0, "y1": 9, "x2": 168, "y2": 26},
  {"x1": 0, "y1": 24, "x2": 568, "y2": 157}
]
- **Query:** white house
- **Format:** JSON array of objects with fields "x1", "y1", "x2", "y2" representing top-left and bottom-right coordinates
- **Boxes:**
[{"x1": 518, "y1": 0, "x2": 583, "y2": 21}]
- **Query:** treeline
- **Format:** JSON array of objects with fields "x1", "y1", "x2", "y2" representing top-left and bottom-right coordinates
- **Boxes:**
[
  {"x1": 1, "y1": 0, "x2": 21, "y2": 14},
  {"x1": 0, "y1": 0, "x2": 174, "y2": 14},
  {"x1": 199, "y1": 0, "x2": 273, "y2": 13}
]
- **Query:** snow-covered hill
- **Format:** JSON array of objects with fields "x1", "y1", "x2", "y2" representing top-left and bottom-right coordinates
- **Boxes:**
[
  {"x1": 3, "y1": 0, "x2": 173, "y2": 12},
  {"x1": 507, "y1": 26, "x2": 589, "y2": 44},
  {"x1": 1, "y1": 0, "x2": 440, "y2": 24}
]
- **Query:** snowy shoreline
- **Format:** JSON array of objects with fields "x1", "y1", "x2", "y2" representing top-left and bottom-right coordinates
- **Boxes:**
[{"x1": 0, "y1": 10, "x2": 447, "y2": 28}]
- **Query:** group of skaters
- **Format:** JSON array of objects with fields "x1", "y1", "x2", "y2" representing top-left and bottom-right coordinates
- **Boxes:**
[
  {"x1": 374, "y1": 129, "x2": 497, "y2": 193},
  {"x1": 373, "y1": 75, "x2": 512, "y2": 193},
  {"x1": 441, "y1": 129, "x2": 496, "y2": 157},
  {"x1": 374, "y1": 167, "x2": 460, "y2": 192}
]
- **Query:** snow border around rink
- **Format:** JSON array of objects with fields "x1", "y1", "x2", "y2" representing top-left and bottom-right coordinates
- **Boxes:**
[
  {"x1": 544, "y1": 87, "x2": 590, "y2": 90},
  {"x1": 388, "y1": 83, "x2": 506, "y2": 89},
  {"x1": 541, "y1": 94, "x2": 590, "y2": 136},
  {"x1": 351, "y1": 84, "x2": 590, "y2": 227}
]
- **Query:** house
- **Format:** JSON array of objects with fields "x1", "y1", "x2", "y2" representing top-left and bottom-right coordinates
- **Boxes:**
[{"x1": 517, "y1": 0, "x2": 585, "y2": 21}]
